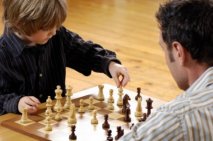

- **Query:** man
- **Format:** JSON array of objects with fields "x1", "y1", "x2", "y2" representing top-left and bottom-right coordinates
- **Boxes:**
[{"x1": 121, "y1": 0, "x2": 213, "y2": 140}]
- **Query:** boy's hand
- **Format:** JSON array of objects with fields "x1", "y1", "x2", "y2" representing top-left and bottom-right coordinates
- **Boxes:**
[
  {"x1": 18, "y1": 96, "x2": 41, "y2": 114},
  {"x1": 109, "y1": 62, "x2": 130, "y2": 87}
]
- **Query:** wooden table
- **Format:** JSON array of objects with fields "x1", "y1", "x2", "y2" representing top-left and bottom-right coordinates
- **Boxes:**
[{"x1": 0, "y1": 84, "x2": 166, "y2": 141}]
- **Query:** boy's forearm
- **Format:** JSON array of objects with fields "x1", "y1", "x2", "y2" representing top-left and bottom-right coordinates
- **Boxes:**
[{"x1": 0, "y1": 93, "x2": 22, "y2": 115}]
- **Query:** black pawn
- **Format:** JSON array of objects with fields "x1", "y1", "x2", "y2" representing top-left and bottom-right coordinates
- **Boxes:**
[
  {"x1": 115, "y1": 126, "x2": 124, "y2": 140},
  {"x1": 69, "y1": 125, "x2": 77, "y2": 140},
  {"x1": 135, "y1": 87, "x2": 142, "y2": 101},
  {"x1": 146, "y1": 98, "x2": 153, "y2": 117},
  {"x1": 102, "y1": 114, "x2": 110, "y2": 129},
  {"x1": 107, "y1": 129, "x2": 113, "y2": 141}
]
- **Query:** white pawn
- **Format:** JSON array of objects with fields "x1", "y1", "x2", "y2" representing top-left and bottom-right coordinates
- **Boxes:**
[
  {"x1": 135, "y1": 97, "x2": 143, "y2": 117},
  {"x1": 20, "y1": 107, "x2": 30, "y2": 124},
  {"x1": 117, "y1": 87, "x2": 123, "y2": 106},
  {"x1": 45, "y1": 96, "x2": 53, "y2": 118},
  {"x1": 45, "y1": 115, "x2": 52, "y2": 131},
  {"x1": 107, "y1": 100, "x2": 114, "y2": 111},
  {"x1": 107, "y1": 89, "x2": 114, "y2": 103},
  {"x1": 54, "y1": 85, "x2": 63, "y2": 121},
  {"x1": 88, "y1": 97, "x2": 95, "y2": 110},
  {"x1": 68, "y1": 104, "x2": 77, "y2": 125},
  {"x1": 97, "y1": 85, "x2": 104, "y2": 101},
  {"x1": 63, "y1": 85, "x2": 73, "y2": 110},
  {"x1": 91, "y1": 110, "x2": 98, "y2": 124},
  {"x1": 78, "y1": 99, "x2": 85, "y2": 113}
]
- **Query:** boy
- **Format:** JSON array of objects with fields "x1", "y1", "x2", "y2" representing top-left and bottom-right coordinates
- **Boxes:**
[
  {"x1": 0, "y1": 0, "x2": 130, "y2": 115},
  {"x1": 121, "y1": 0, "x2": 213, "y2": 140}
]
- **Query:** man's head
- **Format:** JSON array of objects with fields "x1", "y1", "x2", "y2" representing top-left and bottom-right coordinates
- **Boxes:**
[
  {"x1": 3, "y1": 0, "x2": 67, "y2": 36},
  {"x1": 156, "y1": 0, "x2": 213, "y2": 90}
]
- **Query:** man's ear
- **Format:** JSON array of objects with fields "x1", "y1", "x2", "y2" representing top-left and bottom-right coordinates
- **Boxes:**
[{"x1": 172, "y1": 41, "x2": 186, "y2": 66}]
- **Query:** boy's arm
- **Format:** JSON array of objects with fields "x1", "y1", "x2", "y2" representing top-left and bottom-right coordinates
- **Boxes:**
[
  {"x1": 0, "y1": 68, "x2": 22, "y2": 115},
  {"x1": 0, "y1": 92, "x2": 22, "y2": 115},
  {"x1": 60, "y1": 27, "x2": 121, "y2": 77}
]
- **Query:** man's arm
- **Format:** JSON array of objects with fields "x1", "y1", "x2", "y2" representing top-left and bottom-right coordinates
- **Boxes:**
[{"x1": 120, "y1": 111, "x2": 183, "y2": 141}]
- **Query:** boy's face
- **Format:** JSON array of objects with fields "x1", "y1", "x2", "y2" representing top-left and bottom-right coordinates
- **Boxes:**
[{"x1": 25, "y1": 27, "x2": 57, "y2": 45}]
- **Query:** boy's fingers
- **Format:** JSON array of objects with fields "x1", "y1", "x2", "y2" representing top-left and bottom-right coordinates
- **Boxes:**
[{"x1": 29, "y1": 96, "x2": 40, "y2": 104}]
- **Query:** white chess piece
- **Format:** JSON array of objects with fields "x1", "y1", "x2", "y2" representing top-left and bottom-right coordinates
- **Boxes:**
[
  {"x1": 63, "y1": 85, "x2": 73, "y2": 110},
  {"x1": 88, "y1": 97, "x2": 95, "y2": 110},
  {"x1": 117, "y1": 87, "x2": 123, "y2": 106},
  {"x1": 107, "y1": 89, "x2": 114, "y2": 103},
  {"x1": 78, "y1": 99, "x2": 85, "y2": 113},
  {"x1": 45, "y1": 96, "x2": 53, "y2": 118},
  {"x1": 68, "y1": 104, "x2": 77, "y2": 125},
  {"x1": 97, "y1": 85, "x2": 104, "y2": 101},
  {"x1": 20, "y1": 107, "x2": 29, "y2": 124},
  {"x1": 54, "y1": 85, "x2": 63, "y2": 121},
  {"x1": 45, "y1": 115, "x2": 52, "y2": 131},
  {"x1": 91, "y1": 110, "x2": 98, "y2": 124},
  {"x1": 135, "y1": 97, "x2": 143, "y2": 117},
  {"x1": 107, "y1": 100, "x2": 114, "y2": 110}
]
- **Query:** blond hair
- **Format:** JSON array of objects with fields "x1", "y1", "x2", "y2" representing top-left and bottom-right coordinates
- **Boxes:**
[{"x1": 3, "y1": 0, "x2": 67, "y2": 35}]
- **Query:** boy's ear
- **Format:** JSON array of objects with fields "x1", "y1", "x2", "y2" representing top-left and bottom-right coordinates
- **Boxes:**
[{"x1": 172, "y1": 41, "x2": 187, "y2": 66}]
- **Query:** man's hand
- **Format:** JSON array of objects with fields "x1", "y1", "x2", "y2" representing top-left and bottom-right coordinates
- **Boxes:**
[
  {"x1": 18, "y1": 96, "x2": 40, "y2": 114},
  {"x1": 109, "y1": 62, "x2": 130, "y2": 87}
]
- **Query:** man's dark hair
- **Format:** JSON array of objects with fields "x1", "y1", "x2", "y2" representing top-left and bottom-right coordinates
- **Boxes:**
[{"x1": 156, "y1": 0, "x2": 213, "y2": 66}]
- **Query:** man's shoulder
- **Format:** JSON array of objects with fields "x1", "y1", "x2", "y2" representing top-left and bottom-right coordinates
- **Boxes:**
[{"x1": 157, "y1": 90, "x2": 213, "y2": 115}]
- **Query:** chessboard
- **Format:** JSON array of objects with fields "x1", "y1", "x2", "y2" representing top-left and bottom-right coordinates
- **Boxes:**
[{"x1": 1, "y1": 84, "x2": 166, "y2": 141}]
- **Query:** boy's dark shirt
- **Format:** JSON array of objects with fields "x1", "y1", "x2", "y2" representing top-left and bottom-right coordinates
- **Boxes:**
[{"x1": 0, "y1": 26, "x2": 120, "y2": 115}]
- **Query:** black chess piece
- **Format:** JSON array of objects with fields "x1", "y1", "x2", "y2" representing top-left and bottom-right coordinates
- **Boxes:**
[
  {"x1": 124, "y1": 107, "x2": 131, "y2": 122},
  {"x1": 107, "y1": 129, "x2": 113, "y2": 141},
  {"x1": 102, "y1": 114, "x2": 110, "y2": 129},
  {"x1": 122, "y1": 94, "x2": 131, "y2": 114},
  {"x1": 115, "y1": 126, "x2": 124, "y2": 140},
  {"x1": 135, "y1": 87, "x2": 142, "y2": 101},
  {"x1": 146, "y1": 98, "x2": 153, "y2": 117},
  {"x1": 69, "y1": 125, "x2": 77, "y2": 140}
]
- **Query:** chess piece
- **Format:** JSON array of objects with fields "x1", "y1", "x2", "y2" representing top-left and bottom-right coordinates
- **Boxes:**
[
  {"x1": 97, "y1": 85, "x2": 104, "y2": 101},
  {"x1": 115, "y1": 126, "x2": 124, "y2": 140},
  {"x1": 68, "y1": 104, "x2": 77, "y2": 125},
  {"x1": 20, "y1": 107, "x2": 30, "y2": 124},
  {"x1": 106, "y1": 129, "x2": 113, "y2": 141},
  {"x1": 69, "y1": 125, "x2": 77, "y2": 140},
  {"x1": 45, "y1": 96, "x2": 53, "y2": 118},
  {"x1": 135, "y1": 97, "x2": 143, "y2": 117},
  {"x1": 102, "y1": 114, "x2": 110, "y2": 129},
  {"x1": 44, "y1": 115, "x2": 52, "y2": 131},
  {"x1": 146, "y1": 98, "x2": 153, "y2": 117},
  {"x1": 54, "y1": 85, "x2": 63, "y2": 121},
  {"x1": 124, "y1": 107, "x2": 131, "y2": 122},
  {"x1": 121, "y1": 94, "x2": 131, "y2": 114},
  {"x1": 107, "y1": 97, "x2": 114, "y2": 111},
  {"x1": 117, "y1": 87, "x2": 123, "y2": 106},
  {"x1": 63, "y1": 85, "x2": 73, "y2": 110},
  {"x1": 91, "y1": 110, "x2": 98, "y2": 124},
  {"x1": 107, "y1": 89, "x2": 114, "y2": 103},
  {"x1": 139, "y1": 113, "x2": 147, "y2": 122},
  {"x1": 88, "y1": 96, "x2": 95, "y2": 110},
  {"x1": 78, "y1": 99, "x2": 85, "y2": 113},
  {"x1": 135, "y1": 87, "x2": 142, "y2": 101}
]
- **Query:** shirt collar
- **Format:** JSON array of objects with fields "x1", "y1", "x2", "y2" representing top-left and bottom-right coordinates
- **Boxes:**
[{"x1": 186, "y1": 66, "x2": 213, "y2": 94}]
